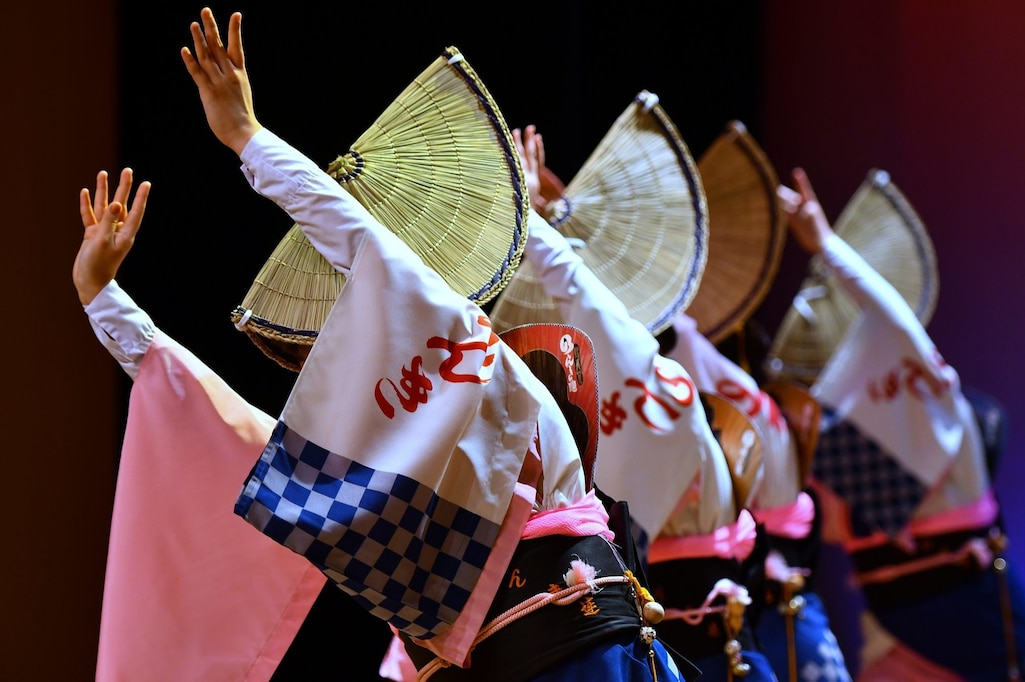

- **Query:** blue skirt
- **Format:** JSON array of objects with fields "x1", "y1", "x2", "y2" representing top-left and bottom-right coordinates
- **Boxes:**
[
  {"x1": 754, "y1": 591, "x2": 852, "y2": 681},
  {"x1": 529, "y1": 633, "x2": 696, "y2": 682},
  {"x1": 871, "y1": 567, "x2": 1025, "y2": 682}
]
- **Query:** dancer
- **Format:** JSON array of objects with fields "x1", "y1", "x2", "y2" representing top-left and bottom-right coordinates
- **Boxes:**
[
  {"x1": 667, "y1": 311, "x2": 852, "y2": 682},
  {"x1": 511, "y1": 123, "x2": 778, "y2": 680},
  {"x1": 196, "y1": 7, "x2": 690, "y2": 679},
  {"x1": 774, "y1": 167, "x2": 1025, "y2": 681}
]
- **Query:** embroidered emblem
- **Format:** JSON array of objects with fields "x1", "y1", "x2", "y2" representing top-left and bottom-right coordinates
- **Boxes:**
[{"x1": 507, "y1": 568, "x2": 526, "y2": 589}]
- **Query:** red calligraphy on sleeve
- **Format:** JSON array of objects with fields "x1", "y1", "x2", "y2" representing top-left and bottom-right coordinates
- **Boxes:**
[
  {"x1": 867, "y1": 351, "x2": 953, "y2": 403},
  {"x1": 621, "y1": 367, "x2": 696, "y2": 434},
  {"x1": 716, "y1": 379, "x2": 786, "y2": 432},
  {"x1": 426, "y1": 315, "x2": 499, "y2": 384},
  {"x1": 375, "y1": 355, "x2": 433, "y2": 419},
  {"x1": 655, "y1": 365, "x2": 696, "y2": 408},
  {"x1": 600, "y1": 391, "x2": 628, "y2": 435}
]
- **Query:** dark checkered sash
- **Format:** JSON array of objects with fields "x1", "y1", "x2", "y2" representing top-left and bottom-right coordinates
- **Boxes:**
[{"x1": 813, "y1": 411, "x2": 928, "y2": 538}]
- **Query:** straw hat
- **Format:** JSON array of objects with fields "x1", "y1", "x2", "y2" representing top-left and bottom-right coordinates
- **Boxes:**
[
  {"x1": 700, "y1": 391, "x2": 765, "y2": 511},
  {"x1": 686, "y1": 121, "x2": 786, "y2": 345},
  {"x1": 761, "y1": 380, "x2": 822, "y2": 488},
  {"x1": 764, "y1": 169, "x2": 939, "y2": 384},
  {"x1": 231, "y1": 46, "x2": 527, "y2": 371},
  {"x1": 488, "y1": 90, "x2": 708, "y2": 336},
  {"x1": 500, "y1": 323, "x2": 599, "y2": 490}
]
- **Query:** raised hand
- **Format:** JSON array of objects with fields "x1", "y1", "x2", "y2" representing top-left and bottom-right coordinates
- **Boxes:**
[
  {"x1": 513, "y1": 125, "x2": 548, "y2": 213},
  {"x1": 181, "y1": 7, "x2": 261, "y2": 155},
  {"x1": 74, "y1": 168, "x2": 150, "y2": 305},
  {"x1": 777, "y1": 167, "x2": 834, "y2": 255}
]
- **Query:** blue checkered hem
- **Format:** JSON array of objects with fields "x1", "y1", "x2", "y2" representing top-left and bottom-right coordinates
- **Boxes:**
[{"x1": 235, "y1": 421, "x2": 500, "y2": 639}]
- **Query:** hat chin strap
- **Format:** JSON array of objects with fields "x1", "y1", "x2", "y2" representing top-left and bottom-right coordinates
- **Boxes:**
[
  {"x1": 792, "y1": 284, "x2": 828, "y2": 325},
  {"x1": 234, "y1": 308, "x2": 254, "y2": 331}
]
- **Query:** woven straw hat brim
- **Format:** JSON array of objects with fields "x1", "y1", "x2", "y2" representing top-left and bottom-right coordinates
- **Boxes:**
[
  {"x1": 233, "y1": 46, "x2": 527, "y2": 370},
  {"x1": 489, "y1": 91, "x2": 708, "y2": 336},
  {"x1": 766, "y1": 169, "x2": 940, "y2": 383},
  {"x1": 687, "y1": 121, "x2": 786, "y2": 345}
]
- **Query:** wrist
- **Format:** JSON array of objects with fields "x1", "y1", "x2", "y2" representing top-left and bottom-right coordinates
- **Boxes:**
[
  {"x1": 225, "y1": 122, "x2": 262, "y2": 156},
  {"x1": 78, "y1": 286, "x2": 100, "y2": 307}
]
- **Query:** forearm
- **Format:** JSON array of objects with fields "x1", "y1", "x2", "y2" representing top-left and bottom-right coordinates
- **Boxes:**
[
  {"x1": 820, "y1": 233, "x2": 920, "y2": 330},
  {"x1": 83, "y1": 281, "x2": 156, "y2": 379},
  {"x1": 238, "y1": 128, "x2": 379, "y2": 274},
  {"x1": 523, "y1": 209, "x2": 661, "y2": 378}
]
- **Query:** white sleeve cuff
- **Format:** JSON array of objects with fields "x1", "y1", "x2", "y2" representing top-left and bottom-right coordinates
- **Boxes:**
[{"x1": 83, "y1": 281, "x2": 156, "y2": 379}]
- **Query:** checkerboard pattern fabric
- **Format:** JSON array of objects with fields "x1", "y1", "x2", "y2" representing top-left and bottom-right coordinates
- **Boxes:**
[
  {"x1": 236, "y1": 421, "x2": 501, "y2": 639},
  {"x1": 813, "y1": 411, "x2": 927, "y2": 538}
]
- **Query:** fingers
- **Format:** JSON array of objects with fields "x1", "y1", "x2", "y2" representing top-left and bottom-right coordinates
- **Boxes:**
[
  {"x1": 80, "y1": 187, "x2": 95, "y2": 228},
  {"x1": 791, "y1": 167, "x2": 818, "y2": 203},
  {"x1": 187, "y1": 20, "x2": 209, "y2": 69},
  {"x1": 226, "y1": 11, "x2": 245, "y2": 68},
  {"x1": 111, "y1": 168, "x2": 134, "y2": 218},
  {"x1": 523, "y1": 125, "x2": 536, "y2": 163},
  {"x1": 92, "y1": 169, "x2": 109, "y2": 219},
  {"x1": 183, "y1": 8, "x2": 226, "y2": 80},
  {"x1": 80, "y1": 168, "x2": 149, "y2": 239},
  {"x1": 776, "y1": 185, "x2": 801, "y2": 214},
  {"x1": 199, "y1": 7, "x2": 239, "y2": 73},
  {"x1": 201, "y1": 7, "x2": 224, "y2": 52},
  {"x1": 105, "y1": 202, "x2": 125, "y2": 230},
  {"x1": 517, "y1": 125, "x2": 543, "y2": 169},
  {"x1": 119, "y1": 181, "x2": 151, "y2": 242}
]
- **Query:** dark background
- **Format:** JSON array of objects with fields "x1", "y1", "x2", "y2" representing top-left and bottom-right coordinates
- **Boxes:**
[{"x1": 6, "y1": 1, "x2": 1025, "y2": 679}]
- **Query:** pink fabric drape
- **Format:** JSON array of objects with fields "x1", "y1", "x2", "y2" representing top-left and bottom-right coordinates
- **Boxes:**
[
  {"x1": 647, "y1": 509, "x2": 759, "y2": 564},
  {"x1": 752, "y1": 490, "x2": 816, "y2": 540},
  {"x1": 95, "y1": 333, "x2": 324, "y2": 681}
]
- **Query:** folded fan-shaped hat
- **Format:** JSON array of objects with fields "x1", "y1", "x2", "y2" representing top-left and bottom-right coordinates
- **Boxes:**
[
  {"x1": 761, "y1": 380, "x2": 822, "y2": 488},
  {"x1": 686, "y1": 121, "x2": 785, "y2": 345},
  {"x1": 764, "y1": 169, "x2": 939, "y2": 384},
  {"x1": 700, "y1": 391, "x2": 765, "y2": 512},
  {"x1": 232, "y1": 46, "x2": 527, "y2": 371},
  {"x1": 488, "y1": 90, "x2": 708, "y2": 336}
]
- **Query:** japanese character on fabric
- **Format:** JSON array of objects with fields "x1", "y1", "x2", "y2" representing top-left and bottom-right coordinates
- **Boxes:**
[
  {"x1": 668, "y1": 312, "x2": 802, "y2": 510},
  {"x1": 522, "y1": 210, "x2": 733, "y2": 539},
  {"x1": 235, "y1": 223, "x2": 545, "y2": 642},
  {"x1": 812, "y1": 237, "x2": 968, "y2": 489}
]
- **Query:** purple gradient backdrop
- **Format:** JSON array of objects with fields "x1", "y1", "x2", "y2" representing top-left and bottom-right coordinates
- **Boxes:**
[{"x1": 759, "y1": 3, "x2": 1025, "y2": 666}]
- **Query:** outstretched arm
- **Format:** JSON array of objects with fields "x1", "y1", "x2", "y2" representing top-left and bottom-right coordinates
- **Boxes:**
[
  {"x1": 779, "y1": 166, "x2": 912, "y2": 321},
  {"x1": 181, "y1": 8, "x2": 261, "y2": 155},
  {"x1": 74, "y1": 168, "x2": 150, "y2": 305}
]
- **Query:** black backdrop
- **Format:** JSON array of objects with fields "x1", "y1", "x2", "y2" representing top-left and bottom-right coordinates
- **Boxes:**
[
  {"x1": 117, "y1": 3, "x2": 761, "y2": 678},
  {"x1": 118, "y1": 1, "x2": 761, "y2": 414}
]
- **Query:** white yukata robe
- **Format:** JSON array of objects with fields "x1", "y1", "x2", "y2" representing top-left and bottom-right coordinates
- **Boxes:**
[
  {"x1": 809, "y1": 234, "x2": 987, "y2": 538},
  {"x1": 520, "y1": 209, "x2": 734, "y2": 542},
  {"x1": 668, "y1": 312, "x2": 801, "y2": 510},
  {"x1": 231, "y1": 130, "x2": 587, "y2": 668}
]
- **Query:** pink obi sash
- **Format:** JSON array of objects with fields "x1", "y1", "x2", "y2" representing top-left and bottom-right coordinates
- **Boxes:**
[
  {"x1": 521, "y1": 489, "x2": 615, "y2": 541},
  {"x1": 647, "y1": 509, "x2": 758, "y2": 564},
  {"x1": 752, "y1": 491, "x2": 816, "y2": 540},
  {"x1": 846, "y1": 489, "x2": 1000, "y2": 552}
]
